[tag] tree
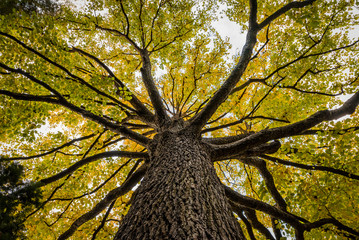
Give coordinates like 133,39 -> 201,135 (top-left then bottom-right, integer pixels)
0,161 -> 42,239
0,0 -> 358,239
0,0 -> 59,15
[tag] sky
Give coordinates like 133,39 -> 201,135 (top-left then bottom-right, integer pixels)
212,15 -> 247,55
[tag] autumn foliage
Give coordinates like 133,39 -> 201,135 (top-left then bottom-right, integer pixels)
1,0 -> 359,239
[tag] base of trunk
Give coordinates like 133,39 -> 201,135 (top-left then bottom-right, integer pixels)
115,131 -> 244,239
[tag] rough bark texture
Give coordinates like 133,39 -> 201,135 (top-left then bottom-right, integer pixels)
115,130 -> 244,239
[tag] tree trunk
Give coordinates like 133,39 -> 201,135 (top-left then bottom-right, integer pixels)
115,130 -> 245,239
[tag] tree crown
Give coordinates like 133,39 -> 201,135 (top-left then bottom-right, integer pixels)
1,0 -> 359,239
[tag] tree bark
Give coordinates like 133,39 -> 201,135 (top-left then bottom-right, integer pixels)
115,131 -> 244,239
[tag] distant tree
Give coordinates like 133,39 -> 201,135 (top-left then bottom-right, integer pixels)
0,161 -> 42,239
0,0 -> 359,239
0,0 -> 58,15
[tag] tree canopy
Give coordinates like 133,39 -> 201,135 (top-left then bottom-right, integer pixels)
0,0 -> 359,239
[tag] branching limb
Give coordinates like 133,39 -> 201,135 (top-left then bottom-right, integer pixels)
51,158 -> 134,201
230,78 -> 264,96
243,141 -> 282,156
211,91 -> 359,159
150,28 -> 193,53
95,25 -> 141,51
122,122 -> 151,130
212,141 -> 281,162
44,200 -> 74,227
82,129 -> 107,159
261,155 -> 359,180
0,89 -> 59,103
244,209 -> 276,240
202,116 -> 289,134
100,130 -> 154,150
277,126 -> 359,138
258,0 -> 316,30
202,133 -> 253,145
187,0 -> 259,134
55,98 -> 150,145
39,151 -> 147,185
237,157 -> 287,210
250,25 -> 270,61
91,200 -> 116,240
231,200 -> 278,240
0,31 -> 124,106
1,88 -> 149,145
0,62 -> 64,98
224,185 -> 304,228
271,217 -> 283,239
225,185 -> 359,238
257,67 -> 344,97
57,164 -> 148,240
230,202 -> 257,240
189,0 -> 318,133
245,77 -> 285,118
1,133 -> 97,161
146,0 -> 167,49
25,175 -> 72,221
97,25 -> 170,126
240,36 -> 358,98
303,218 -> 359,238
139,50 -> 170,126
119,0 -> 130,35
70,47 -> 155,123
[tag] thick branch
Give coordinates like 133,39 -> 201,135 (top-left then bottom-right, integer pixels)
212,141 -> 281,162
224,185 -> 303,228
226,184 -> 359,237
212,91 -> 359,159
243,141 -> 281,156
39,151 -> 148,185
140,50 -> 170,126
57,164 -> 148,240
189,0 -> 317,133
187,2 -> 259,133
